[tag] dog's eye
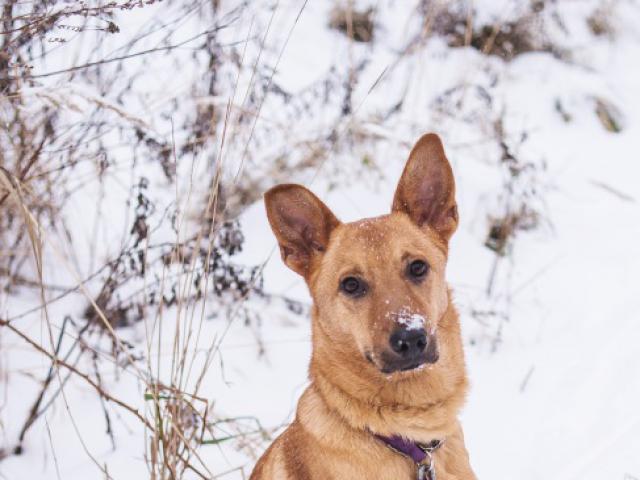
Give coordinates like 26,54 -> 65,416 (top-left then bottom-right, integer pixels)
407,260 -> 429,281
340,276 -> 367,297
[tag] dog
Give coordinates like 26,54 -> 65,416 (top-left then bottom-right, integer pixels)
250,133 -> 476,479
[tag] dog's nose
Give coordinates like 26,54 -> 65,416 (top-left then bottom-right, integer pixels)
389,328 -> 427,357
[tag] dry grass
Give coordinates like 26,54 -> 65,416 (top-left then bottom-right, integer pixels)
0,0 -> 332,475
0,1 -> 275,478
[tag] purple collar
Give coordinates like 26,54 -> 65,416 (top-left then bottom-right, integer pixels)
375,434 -> 444,464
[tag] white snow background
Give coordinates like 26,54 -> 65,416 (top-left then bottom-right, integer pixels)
1,1 -> 640,479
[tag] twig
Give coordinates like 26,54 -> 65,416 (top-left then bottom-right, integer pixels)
15,316 -> 74,452
590,179 -> 636,203
11,27 -> 241,80
0,317 -> 153,430
92,352 -> 116,451
519,366 -> 535,393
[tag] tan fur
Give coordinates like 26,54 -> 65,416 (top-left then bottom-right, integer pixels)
251,134 -> 477,479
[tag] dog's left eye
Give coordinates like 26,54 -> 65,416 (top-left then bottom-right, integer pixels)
407,260 -> 429,281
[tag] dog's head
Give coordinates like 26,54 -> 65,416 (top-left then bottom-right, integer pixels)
265,134 -> 458,375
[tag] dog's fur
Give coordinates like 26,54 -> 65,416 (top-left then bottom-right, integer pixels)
250,134 -> 476,479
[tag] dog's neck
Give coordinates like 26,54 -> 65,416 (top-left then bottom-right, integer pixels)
307,300 -> 468,443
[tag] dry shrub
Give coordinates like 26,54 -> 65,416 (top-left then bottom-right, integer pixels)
0,1 -> 275,477
329,5 -> 375,43
485,206 -> 539,256
0,163 -> 61,291
0,1 -> 165,292
145,383 -> 269,478
485,117 -> 547,259
83,220 -> 263,330
145,385 -> 209,479
554,98 -> 573,123
587,4 -> 617,38
428,0 -> 559,61
594,96 -> 624,133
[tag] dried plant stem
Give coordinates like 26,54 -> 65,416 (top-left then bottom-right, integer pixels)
0,318 -> 153,430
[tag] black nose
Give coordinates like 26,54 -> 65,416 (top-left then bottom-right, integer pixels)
389,328 -> 427,357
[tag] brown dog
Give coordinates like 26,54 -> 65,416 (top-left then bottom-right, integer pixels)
251,134 -> 476,479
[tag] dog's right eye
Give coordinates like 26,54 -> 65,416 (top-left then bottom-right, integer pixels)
340,276 -> 367,297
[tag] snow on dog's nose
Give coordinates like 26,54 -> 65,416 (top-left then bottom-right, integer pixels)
393,307 -> 427,331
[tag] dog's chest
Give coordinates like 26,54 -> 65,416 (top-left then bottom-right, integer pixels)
312,443 -> 429,479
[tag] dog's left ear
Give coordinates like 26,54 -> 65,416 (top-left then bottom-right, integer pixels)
392,133 -> 458,242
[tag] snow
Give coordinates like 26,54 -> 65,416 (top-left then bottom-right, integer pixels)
2,1 -> 640,479
390,307 -> 427,331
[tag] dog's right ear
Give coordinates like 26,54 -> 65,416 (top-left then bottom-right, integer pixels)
264,184 -> 340,277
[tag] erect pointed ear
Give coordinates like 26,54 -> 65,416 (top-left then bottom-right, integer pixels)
264,184 -> 340,277
392,133 -> 458,242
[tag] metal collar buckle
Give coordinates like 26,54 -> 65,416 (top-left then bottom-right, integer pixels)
416,462 -> 435,480
416,440 -> 443,480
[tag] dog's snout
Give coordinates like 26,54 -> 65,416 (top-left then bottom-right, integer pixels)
389,328 -> 427,357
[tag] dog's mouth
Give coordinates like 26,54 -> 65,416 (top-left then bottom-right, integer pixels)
379,353 -> 428,374
366,344 -> 439,375
384,360 -> 426,374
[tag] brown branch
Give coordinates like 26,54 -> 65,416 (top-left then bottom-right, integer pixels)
0,317 -> 153,430
4,26 -> 240,81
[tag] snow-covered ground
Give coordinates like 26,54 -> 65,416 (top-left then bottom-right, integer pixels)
2,1 -> 640,479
